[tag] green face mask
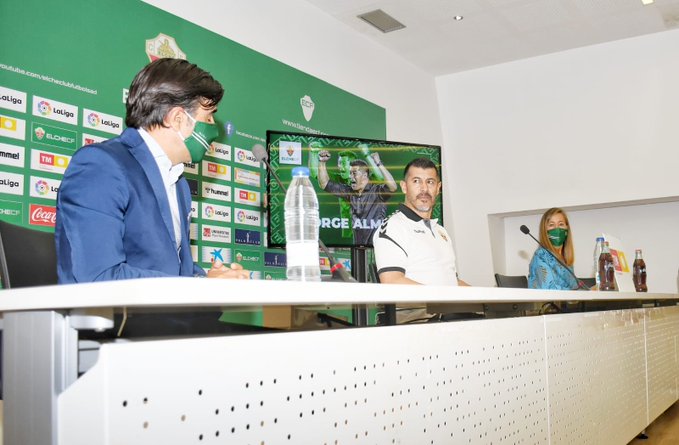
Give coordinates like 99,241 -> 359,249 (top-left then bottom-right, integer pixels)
180,111 -> 219,163
547,228 -> 568,248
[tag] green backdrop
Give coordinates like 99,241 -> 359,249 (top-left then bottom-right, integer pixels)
0,0 -> 386,287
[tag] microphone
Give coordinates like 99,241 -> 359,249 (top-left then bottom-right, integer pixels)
252,144 -> 356,283
519,225 -> 589,290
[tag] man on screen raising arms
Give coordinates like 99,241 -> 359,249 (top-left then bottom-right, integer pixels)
373,157 -> 468,286
317,149 -> 398,245
309,147 -> 356,241
56,58 -> 249,283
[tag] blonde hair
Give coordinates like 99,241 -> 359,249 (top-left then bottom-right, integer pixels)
538,207 -> 574,266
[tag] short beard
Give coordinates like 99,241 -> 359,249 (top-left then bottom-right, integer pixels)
414,193 -> 432,213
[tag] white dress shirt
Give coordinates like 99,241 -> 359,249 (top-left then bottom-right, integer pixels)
138,128 -> 185,252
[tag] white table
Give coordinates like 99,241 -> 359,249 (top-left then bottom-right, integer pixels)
1,278 -> 677,445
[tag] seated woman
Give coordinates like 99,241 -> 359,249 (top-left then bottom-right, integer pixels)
528,207 -> 579,290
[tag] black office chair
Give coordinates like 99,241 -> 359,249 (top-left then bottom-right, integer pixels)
369,264 -> 399,326
494,273 -> 528,288
0,220 -> 58,288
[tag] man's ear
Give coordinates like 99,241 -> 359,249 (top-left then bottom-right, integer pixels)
164,106 -> 184,130
400,180 -> 407,194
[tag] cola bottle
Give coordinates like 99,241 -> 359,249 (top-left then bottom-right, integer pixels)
632,249 -> 647,292
598,241 -> 616,291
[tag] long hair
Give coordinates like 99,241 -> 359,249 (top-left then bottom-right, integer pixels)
538,207 -> 574,266
125,58 -> 224,129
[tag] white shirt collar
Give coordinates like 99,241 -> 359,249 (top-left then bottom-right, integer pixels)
137,128 -> 184,186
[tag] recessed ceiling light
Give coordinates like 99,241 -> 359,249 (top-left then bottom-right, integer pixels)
453,15 -> 464,21
641,0 -> 654,5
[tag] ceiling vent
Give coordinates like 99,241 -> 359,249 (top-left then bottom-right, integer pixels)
357,9 -> 406,33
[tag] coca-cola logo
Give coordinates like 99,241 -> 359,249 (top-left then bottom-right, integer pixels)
29,204 -> 57,227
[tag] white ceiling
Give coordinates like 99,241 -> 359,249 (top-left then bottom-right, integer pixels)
303,0 -> 679,76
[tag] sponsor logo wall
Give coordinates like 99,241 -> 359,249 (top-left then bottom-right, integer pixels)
1,0 -> 385,280
0,73 -> 279,273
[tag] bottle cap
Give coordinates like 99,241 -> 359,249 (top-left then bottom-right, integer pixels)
596,237 -> 604,241
291,166 -> 310,177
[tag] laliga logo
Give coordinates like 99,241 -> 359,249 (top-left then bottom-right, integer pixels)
237,151 -> 245,162
204,205 -> 215,218
37,100 -> 52,116
300,95 -> 315,122
146,33 -> 186,62
236,252 -> 243,262
237,210 -> 246,222
35,180 -> 49,195
34,127 -> 45,140
87,113 -> 100,127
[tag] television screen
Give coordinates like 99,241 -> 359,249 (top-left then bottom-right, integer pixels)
266,130 -> 443,248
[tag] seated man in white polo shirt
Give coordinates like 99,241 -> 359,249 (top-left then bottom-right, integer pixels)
373,157 -> 468,286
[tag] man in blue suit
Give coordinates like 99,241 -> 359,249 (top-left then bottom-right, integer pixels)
56,58 -> 249,283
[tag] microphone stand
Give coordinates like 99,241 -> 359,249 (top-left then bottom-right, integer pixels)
253,145 -> 356,283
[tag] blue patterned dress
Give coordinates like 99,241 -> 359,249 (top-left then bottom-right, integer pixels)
528,247 -> 578,290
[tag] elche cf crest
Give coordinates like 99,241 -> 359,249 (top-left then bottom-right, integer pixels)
300,95 -> 315,122
146,33 -> 187,62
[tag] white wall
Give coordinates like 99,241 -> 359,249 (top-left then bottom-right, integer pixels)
141,0 -> 443,146
437,29 -> 679,289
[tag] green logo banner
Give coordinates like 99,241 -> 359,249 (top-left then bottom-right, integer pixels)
31,122 -> 78,151
0,0 -> 385,282
0,199 -> 23,225
234,249 -> 262,270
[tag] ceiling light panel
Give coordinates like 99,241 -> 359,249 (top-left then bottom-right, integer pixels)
358,9 -> 406,33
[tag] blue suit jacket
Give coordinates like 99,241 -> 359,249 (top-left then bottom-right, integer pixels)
56,128 -> 204,283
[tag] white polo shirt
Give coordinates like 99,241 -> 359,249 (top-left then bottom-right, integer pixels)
373,204 -> 458,286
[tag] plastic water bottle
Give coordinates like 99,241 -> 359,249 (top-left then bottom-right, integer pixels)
285,166 -> 321,281
593,237 -> 604,289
